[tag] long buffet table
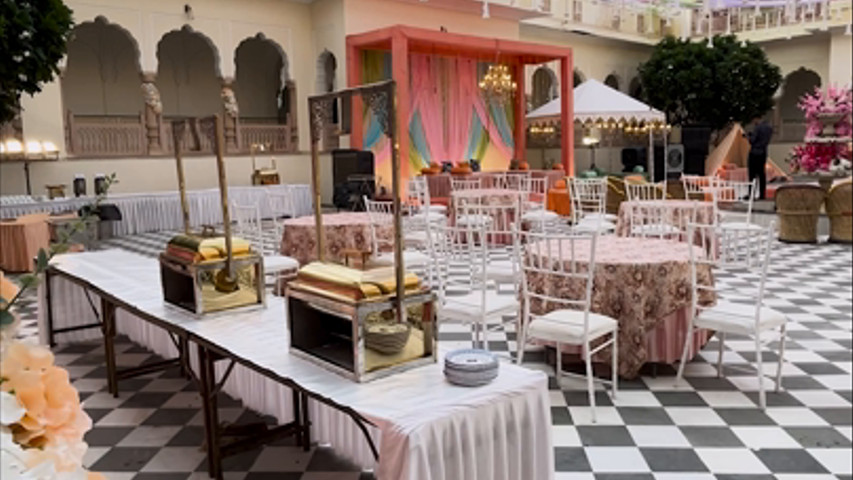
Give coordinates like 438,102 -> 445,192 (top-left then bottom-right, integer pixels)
39,250 -> 554,480
1,184 -> 313,237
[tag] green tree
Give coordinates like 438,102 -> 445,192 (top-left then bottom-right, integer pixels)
0,0 -> 73,123
638,35 -> 782,131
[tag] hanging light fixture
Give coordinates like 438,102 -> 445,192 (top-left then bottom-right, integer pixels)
479,63 -> 517,105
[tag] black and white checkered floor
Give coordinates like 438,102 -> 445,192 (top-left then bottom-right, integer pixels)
10,225 -> 853,480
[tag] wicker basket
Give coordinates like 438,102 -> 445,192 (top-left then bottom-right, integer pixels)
826,178 -> 853,244
775,184 -> 826,243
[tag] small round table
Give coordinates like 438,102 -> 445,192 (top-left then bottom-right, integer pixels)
525,236 -> 716,378
280,212 -> 391,266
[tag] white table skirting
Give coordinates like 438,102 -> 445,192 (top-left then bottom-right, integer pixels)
38,250 -> 553,480
2,184 -> 312,237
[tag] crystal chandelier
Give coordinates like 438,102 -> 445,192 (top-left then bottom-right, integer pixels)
479,64 -> 517,104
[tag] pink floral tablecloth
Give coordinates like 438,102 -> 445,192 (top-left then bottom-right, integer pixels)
280,213 -> 392,265
616,200 -> 715,237
525,236 -> 715,378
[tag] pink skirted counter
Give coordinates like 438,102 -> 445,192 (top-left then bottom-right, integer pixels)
525,236 -> 716,378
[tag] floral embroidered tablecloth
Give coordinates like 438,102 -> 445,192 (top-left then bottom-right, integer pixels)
616,200 -> 716,237
525,236 -> 715,378
280,212 -> 392,266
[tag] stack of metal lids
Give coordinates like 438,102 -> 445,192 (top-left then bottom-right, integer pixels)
444,349 -> 499,387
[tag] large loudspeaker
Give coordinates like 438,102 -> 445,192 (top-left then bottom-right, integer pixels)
666,144 -> 685,176
332,149 -> 375,211
681,126 -> 712,175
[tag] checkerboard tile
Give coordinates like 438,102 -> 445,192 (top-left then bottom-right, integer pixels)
7,225 -> 851,479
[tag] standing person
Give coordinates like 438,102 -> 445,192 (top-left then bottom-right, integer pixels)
745,116 -> 773,199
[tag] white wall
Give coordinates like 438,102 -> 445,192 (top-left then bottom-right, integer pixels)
829,30 -> 853,87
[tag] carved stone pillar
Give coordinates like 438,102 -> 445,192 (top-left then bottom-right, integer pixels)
140,73 -> 163,155
221,78 -> 239,152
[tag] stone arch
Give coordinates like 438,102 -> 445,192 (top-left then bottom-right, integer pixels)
778,67 -> 822,121
604,73 -> 621,91
628,76 -> 643,100
573,69 -> 586,87
531,66 -> 559,109
316,49 -> 337,94
234,34 -> 290,120
62,16 -> 143,115
156,25 -> 222,117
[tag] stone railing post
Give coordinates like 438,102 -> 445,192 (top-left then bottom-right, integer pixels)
221,78 -> 240,153
140,72 -> 163,155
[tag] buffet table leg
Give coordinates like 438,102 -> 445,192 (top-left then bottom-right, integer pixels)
101,299 -> 118,398
198,344 -> 223,480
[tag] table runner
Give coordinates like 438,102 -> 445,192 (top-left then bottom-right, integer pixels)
39,250 -> 553,480
1,184 -> 312,237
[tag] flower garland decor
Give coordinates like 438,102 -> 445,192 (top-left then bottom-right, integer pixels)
1,174 -> 117,479
789,85 -> 853,174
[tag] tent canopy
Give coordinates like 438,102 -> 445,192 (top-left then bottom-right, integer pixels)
527,79 -> 665,125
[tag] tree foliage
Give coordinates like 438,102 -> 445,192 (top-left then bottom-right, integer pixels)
638,35 -> 782,131
0,0 -> 73,123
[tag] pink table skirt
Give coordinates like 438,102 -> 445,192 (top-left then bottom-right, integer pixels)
544,306 -> 712,372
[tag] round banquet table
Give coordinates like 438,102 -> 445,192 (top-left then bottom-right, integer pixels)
616,200 -> 715,237
525,236 -> 716,378
280,212 -> 391,265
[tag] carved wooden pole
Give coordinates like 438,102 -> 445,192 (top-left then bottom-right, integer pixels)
221,78 -> 239,153
141,73 -> 163,155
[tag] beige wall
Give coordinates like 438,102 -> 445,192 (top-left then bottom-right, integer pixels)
829,30 -> 853,86
762,34 -> 830,82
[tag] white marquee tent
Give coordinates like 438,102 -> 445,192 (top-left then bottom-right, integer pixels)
527,79 -> 668,177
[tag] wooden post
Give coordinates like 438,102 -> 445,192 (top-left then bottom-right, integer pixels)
391,30 -> 410,194
514,62 -> 527,163
308,98 -> 326,262
171,120 -> 191,235
560,54 -> 575,176
347,43 -> 364,149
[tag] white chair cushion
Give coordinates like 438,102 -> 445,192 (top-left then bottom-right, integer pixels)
455,214 -> 493,227
410,210 -> 447,224
573,220 -> 616,233
522,210 -> 559,222
630,224 -> 682,236
372,249 -> 430,267
582,212 -> 619,223
428,205 -> 447,213
263,255 -> 300,274
440,290 -> 519,322
527,309 -> 618,344
694,301 -> 787,334
485,259 -> 518,282
404,230 -> 430,247
719,221 -> 764,231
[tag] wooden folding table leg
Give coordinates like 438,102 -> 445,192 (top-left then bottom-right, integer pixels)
100,299 -> 118,397
198,345 -> 223,480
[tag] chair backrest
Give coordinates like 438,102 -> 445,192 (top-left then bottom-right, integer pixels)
686,219 -> 776,329
407,176 -> 432,212
710,178 -> 756,223
681,175 -> 718,199
231,201 -> 267,255
517,225 -> 599,338
626,200 -> 694,240
569,177 -> 608,221
626,181 -> 666,201
521,176 -> 548,210
496,171 -> 530,190
363,196 -> 395,253
451,177 -> 482,191
432,217 -> 490,303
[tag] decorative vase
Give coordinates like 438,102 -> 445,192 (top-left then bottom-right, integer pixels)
817,113 -> 845,137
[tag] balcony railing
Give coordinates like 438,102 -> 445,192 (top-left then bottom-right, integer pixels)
64,112 -> 297,157
690,0 -> 851,37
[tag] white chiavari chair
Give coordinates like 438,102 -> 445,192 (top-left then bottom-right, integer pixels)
477,198 -> 524,293
681,174 -> 718,200
520,176 -> 560,231
626,201 -> 694,240
433,218 -> 519,350
496,171 -> 530,191
231,201 -> 299,280
709,179 -> 763,265
408,176 -> 447,217
363,197 -> 433,284
266,189 -> 294,243
515,221 -> 618,423
676,220 -> 785,409
450,177 -> 482,191
569,177 -> 618,233
625,181 -> 667,201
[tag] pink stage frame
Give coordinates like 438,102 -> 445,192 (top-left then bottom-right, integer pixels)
346,25 -> 575,175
